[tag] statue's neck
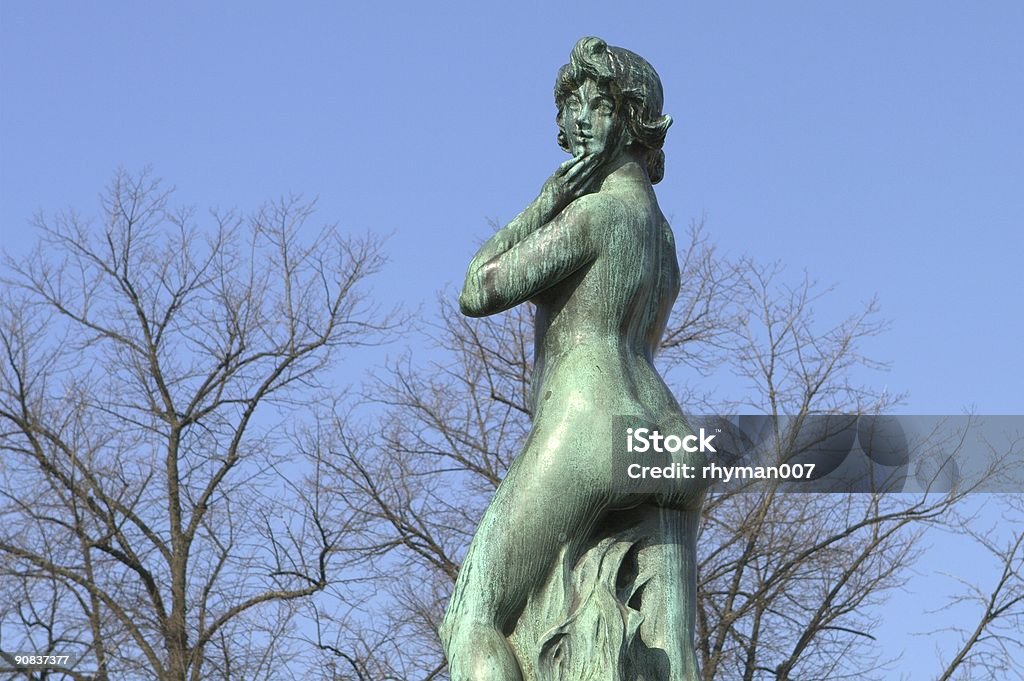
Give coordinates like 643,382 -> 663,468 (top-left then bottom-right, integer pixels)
595,153 -> 650,192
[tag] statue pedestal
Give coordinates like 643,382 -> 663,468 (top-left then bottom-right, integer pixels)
508,505 -> 702,681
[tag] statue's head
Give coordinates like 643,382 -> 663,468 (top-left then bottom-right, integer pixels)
555,36 -> 673,184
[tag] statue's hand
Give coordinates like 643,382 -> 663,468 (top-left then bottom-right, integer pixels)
475,153 -> 602,258
539,153 -> 602,216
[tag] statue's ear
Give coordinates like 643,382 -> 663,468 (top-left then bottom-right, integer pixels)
619,124 -> 635,149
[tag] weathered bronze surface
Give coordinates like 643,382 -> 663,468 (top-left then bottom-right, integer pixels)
442,37 -> 705,681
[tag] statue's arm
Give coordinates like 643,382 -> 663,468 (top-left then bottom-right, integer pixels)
459,197 -> 598,317
467,197 -> 556,271
466,154 -> 601,271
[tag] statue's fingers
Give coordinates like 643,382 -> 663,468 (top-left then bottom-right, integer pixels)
582,153 -> 602,174
569,155 -> 602,188
566,174 -> 593,196
556,157 -> 578,176
563,155 -> 591,183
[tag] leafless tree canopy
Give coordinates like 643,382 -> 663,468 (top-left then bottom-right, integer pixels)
0,170 -> 393,681
1,176 -> 1020,681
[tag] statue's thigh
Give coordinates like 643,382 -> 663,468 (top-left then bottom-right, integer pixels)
462,422 -> 612,611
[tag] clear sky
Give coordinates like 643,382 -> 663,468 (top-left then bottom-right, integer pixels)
2,2 -> 1022,678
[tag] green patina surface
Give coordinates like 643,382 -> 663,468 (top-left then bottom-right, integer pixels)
442,37 -> 706,681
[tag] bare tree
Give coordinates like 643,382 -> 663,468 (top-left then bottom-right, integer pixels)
932,494 -> 1024,681
0,169 -> 393,681
307,300 -> 534,680
317,221 -> 1020,680
678,257 -> 1017,680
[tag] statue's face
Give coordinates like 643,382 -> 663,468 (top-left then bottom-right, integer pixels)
560,79 -> 621,159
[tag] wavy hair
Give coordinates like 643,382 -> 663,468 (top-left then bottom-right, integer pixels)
554,36 -> 673,184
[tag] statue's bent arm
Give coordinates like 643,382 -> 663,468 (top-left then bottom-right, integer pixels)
459,198 -> 597,317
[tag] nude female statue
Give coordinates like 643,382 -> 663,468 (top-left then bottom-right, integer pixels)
441,37 -> 706,680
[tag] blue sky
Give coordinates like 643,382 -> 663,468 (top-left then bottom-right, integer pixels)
2,2 -> 1021,413
2,2 -> 1022,677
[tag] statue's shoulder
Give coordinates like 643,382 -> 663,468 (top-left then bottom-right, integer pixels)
562,191 -> 628,230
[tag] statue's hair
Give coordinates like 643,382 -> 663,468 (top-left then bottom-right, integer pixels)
554,36 -> 673,184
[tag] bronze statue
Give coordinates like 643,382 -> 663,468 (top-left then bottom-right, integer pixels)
443,37 -> 706,681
